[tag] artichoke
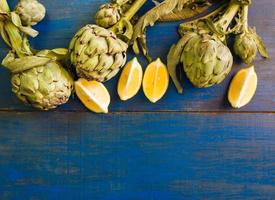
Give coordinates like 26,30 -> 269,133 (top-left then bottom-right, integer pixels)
168,0 -> 242,93
95,3 -> 121,29
69,25 -> 128,82
15,0 -> 46,26
182,33 -> 233,88
233,5 -> 269,64
234,30 -> 257,64
1,0 -> 73,110
69,0 -> 146,82
2,50 -> 74,110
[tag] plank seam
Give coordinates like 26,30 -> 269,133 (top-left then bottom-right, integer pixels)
0,110 -> 275,114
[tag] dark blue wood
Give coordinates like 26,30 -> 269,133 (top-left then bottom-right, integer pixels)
0,0 -> 275,199
0,112 -> 275,199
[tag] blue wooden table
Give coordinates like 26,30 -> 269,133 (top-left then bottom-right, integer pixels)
0,0 -> 275,199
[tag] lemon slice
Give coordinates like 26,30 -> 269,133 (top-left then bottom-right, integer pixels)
117,57 -> 143,101
143,58 -> 169,103
228,66 -> 258,108
75,78 -> 110,113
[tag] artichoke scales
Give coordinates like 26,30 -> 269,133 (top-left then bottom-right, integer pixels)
1,0 -> 74,110
2,51 -> 74,110
233,5 -> 269,64
96,3 -> 121,29
182,34 -> 233,88
168,0 -> 242,93
15,0 -> 46,26
69,0 -> 147,82
234,30 -> 257,64
69,25 -> 128,82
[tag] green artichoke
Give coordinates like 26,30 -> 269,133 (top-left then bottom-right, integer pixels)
233,5 -> 269,64
69,0 -> 146,82
182,33 -> 233,88
168,0 -> 241,93
15,0 -> 46,26
234,30 -> 257,64
69,25 -> 128,82
96,3 -> 121,29
2,50 -> 74,110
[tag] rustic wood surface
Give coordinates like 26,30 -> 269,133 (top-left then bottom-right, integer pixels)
0,0 -> 274,199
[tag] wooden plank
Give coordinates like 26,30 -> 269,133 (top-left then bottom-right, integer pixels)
0,112 -> 275,199
0,0 -> 274,112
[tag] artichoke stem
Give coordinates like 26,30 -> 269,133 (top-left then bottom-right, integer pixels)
123,0 -> 146,21
109,0 -> 146,32
214,2 -> 240,32
242,5 -> 249,32
0,0 -> 10,12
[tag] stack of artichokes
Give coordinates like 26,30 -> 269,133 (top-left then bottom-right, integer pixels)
69,0 -> 147,82
0,0 -> 74,110
0,0 -> 269,111
69,0 -> 212,82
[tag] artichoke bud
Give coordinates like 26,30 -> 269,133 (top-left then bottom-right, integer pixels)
182,33 -> 233,88
234,30 -> 257,64
95,3 -> 121,29
15,0 -> 46,26
2,51 -> 74,110
233,3 -> 269,64
69,25 -> 127,82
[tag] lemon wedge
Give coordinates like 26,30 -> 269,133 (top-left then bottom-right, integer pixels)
75,78 -> 110,113
117,57 -> 143,101
228,66 -> 258,109
142,58 -> 169,103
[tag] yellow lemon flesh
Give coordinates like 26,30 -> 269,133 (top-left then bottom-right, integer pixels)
143,58 -> 169,103
228,66 -> 258,109
75,79 -> 110,113
117,57 -> 143,101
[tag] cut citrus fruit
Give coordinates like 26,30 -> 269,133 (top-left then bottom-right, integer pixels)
228,66 -> 258,109
117,57 -> 143,101
75,78 -> 110,113
143,58 -> 169,103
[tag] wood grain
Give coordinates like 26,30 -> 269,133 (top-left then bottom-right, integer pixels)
0,1 -> 274,199
0,0 -> 274,112
0,112 -> 275,199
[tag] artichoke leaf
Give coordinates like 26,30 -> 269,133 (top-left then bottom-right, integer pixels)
159,2 -> 211,22
10,12 -> 22,27
131,0 -> 179,48
132,40 -> 140,55
4,21 -> 25,57
167,32 -> 196,93
36,48 -> 69,63
51,48 -> 68,56
250,28 -> 269,58
132,0 -> 214,60
18,26 -> 38,38
2,52 -> 51,74
0,0 -> 10,12
10,11 -> 38,37
0,21 -> 11,46
113,18 -> 134,43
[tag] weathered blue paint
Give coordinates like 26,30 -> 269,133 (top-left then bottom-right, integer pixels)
0,113 -> 275,199
0,0 -> 275,199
